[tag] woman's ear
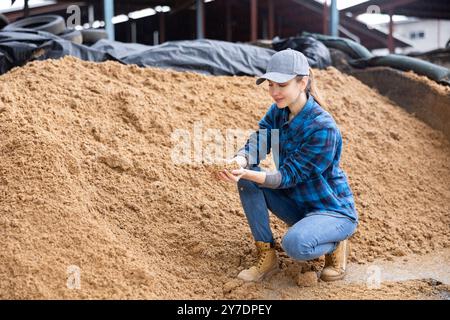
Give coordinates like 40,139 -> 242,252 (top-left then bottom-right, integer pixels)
298,76 -> 308,91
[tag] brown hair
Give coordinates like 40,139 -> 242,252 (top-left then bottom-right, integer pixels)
296,68 -> 326,108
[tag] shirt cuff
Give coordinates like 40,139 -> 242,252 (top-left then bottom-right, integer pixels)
235,148 -> 250,169
259,171 -> 282,189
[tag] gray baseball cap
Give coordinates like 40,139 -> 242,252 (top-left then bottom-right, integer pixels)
256,48 -> 310,85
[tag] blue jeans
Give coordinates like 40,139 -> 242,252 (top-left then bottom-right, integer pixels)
237,170 -> 358,261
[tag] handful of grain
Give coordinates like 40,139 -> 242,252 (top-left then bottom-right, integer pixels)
202,159 -> 242,176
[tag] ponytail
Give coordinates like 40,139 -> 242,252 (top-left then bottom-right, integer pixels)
307,68 -> 327,108
297,68 -> 327,108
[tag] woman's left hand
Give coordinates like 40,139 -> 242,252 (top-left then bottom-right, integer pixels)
218,168 -> 246,183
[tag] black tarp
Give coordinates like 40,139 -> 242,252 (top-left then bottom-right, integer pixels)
0,29 -> 335,77
10,28 -> 446,86
0,29 -> 277,76
107,39 -> 276,76
272,36 -> 331,69
0,29 -> 108,74
90,39 -> 149,59
350,54 -> 450,85
303,32 -> 374,60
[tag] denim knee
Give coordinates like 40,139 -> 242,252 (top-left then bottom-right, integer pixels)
281,231 -> 317,261
237,178 -> 258,191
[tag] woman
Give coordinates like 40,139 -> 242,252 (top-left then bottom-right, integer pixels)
218,49 -> 358,282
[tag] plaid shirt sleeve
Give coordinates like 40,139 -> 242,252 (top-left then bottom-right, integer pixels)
276,127 -> 338,189
236,106 -> 275,167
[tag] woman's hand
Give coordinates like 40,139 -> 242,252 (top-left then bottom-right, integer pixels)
216,160 -> 267,185
218,167 -> 246,183
216,157 -> 247,183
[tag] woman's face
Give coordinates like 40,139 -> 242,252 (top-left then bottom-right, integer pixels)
268,77 -> 307,108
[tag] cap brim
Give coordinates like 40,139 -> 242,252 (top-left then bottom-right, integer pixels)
256,72 -> 297,85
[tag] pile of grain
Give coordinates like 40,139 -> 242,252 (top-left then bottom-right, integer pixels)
0,57 -> 448,299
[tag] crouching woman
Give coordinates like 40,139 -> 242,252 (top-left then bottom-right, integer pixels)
218,49 -> 358,282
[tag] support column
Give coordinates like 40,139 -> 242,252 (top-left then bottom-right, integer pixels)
131,21 -> 137,43
262,18 -> 267,39
388,10 -> 394,53
88,4 -> 95,27
159,12 -> 166,43
226,0 -> 232,41
329,0 -> 338,37
277,16 -> 281,37
24,0 -> 30,17
437,19 -> 440,48
104,0 -> 115,41
196,0 -> 205,39
268,0 -> 274,39
322,0 -> 328,35
251,0 -> 258,41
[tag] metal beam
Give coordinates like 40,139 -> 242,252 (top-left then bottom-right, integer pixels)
392,8 -> 450,20
88,4 -> 94,26
339,17 -> 408,48
268,0 -> 274,39
388,10 -> 394,53
226,0 -> 232,41
104,0 -> 115,41
379,0 -> 419,12
329,0 -> 338,36
159,12 -> 166,43
322,0 -> 328,35
250,0 -> 257,41
338,25 -> 360,43
24,0 -> 30,17
290,0 -> 321,14
153,31 -> 159,45
171,0 -> 195,15
196,0 -> 204,39
288,0 -> 409,48
131,21 -> 137,43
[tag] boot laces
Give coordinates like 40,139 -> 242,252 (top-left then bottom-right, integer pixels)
331,253 -> 339,266
256,249 -> 269,269
324,249 -> 339,268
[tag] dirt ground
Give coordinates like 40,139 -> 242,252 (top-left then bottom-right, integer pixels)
0,57 -> 449,299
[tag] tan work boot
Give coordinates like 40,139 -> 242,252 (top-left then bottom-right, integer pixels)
320,240 -> 349,282
237,241 -> 279,282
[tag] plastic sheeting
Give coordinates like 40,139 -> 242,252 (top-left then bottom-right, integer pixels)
0,29 -> 336,77
91,39 -> 149,59
351,54 -> 450,86
0,29 -> 108,74
0,30 -> 277,76
92,38 -> 276,76
272,36 -> 331,69
304,32 -> 373,60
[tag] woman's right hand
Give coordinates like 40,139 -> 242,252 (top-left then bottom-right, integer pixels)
216,156 -> 247,183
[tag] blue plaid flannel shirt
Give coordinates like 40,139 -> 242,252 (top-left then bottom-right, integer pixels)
237,94 -> 358,221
